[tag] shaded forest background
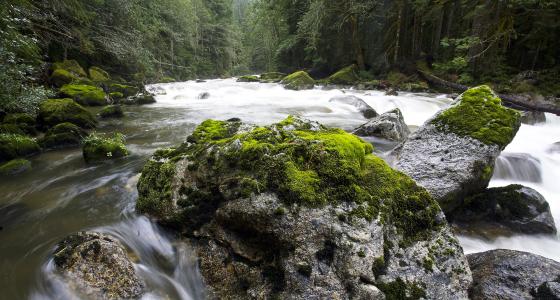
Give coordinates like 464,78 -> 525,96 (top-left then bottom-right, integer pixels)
1,0 -> 559,112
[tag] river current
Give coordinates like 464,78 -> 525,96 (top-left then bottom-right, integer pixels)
0,79 -> 558,299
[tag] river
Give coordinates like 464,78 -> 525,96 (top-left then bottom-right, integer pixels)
0,79 -> 558,299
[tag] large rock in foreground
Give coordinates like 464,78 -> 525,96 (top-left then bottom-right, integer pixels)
353,108 -> 410,142
53,232 -> 144,299
468,249 -> 560,300
449,184 -> 556,237
137,116 -> 472,299
394,86 -> 521,212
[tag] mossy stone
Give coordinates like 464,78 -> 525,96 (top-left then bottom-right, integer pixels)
237,75 -> 260,83
60,84 -> 107,106
52,60 -> 87,77
260,72 -> 286,82
0,159 -> 32,175
431,85 -> 521,149
327,65 -> 360,85
0,134 -> 41,162
88,67 -> 110,82
281,71 -> 315,90
2,113 -> 37,135
50,69 -> 79,87
99,105 -> 124,119
110,92 -> 124,100
110,84 -> 139,97
39,122 -> 87,150
83,133 -> 128,163
0,124 -> 25,135
38,98 -> 96,129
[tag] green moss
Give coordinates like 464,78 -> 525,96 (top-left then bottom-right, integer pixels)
160,76 -> 176,83
99,105 -> 124,118
52,60 -> 87,77
110,84 -> 139,97
82,133 -> 128,163
260,72 -> 286,82
2,113 -> 37,135
326,65 -> 360,85
281,71 -> 315,90
0,124 -> 25,135
432,86 -> 521,149
110,92 -> 124,100
60,84 -> 107,106
137,159 -> 178,221
138,116 -> 443,243
386,71 -> 409,87
0,134 -> 41,162
0,159 -> 31,175
377,278 -> 427,300
88,66 -> 110,82
50,69 -> 79,87
422,256 -> 434,272
38,98 -> 96,129
237,75 -> 260,82
39,122 -> 87,150
372,256 -> 385,276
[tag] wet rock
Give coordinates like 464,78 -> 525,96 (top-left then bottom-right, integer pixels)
352,108 -> 410,142
0,134 -> 41,162
83,133 -> 128,163
449,184 -> 556,237
196,79 -> 206,83
260,72 -> 286,83
123,93 -> 156,105
198,92 -> 210,100
385,88 -> 398,96
548,142 -> 560,154
520,110 -> 546,125
137,117 -> 472,299
60,84 -> 107,106
110,84 -> 139,98
281,71 -> 315,90
394,86 -> 521,212
37,98 -> 96,129
39,122 -> 88,150
535,281 -> 560,299
53,232 -> 144,299
493,153 -> 542,183
0,159 -> 31,175
468,249 -> 560,300
328,95 -> 378,119
237,75 -> 260,83
99,105 -> 124,119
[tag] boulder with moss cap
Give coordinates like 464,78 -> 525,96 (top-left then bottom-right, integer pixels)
281,71 -> 315,90
37,98 -> 96,129
0,134 -> 41,162
326,65 -> 361,86
136,116 -> 472,299
393,86 -> 521,212
99,105 -> 124,118
83,133 -> 128,163
260,72 -> 286,82
2,113 -> 38,135
50,60 -> 89,87
60,84 -> 107,106
39,122 -> 88,150
88,66 -> 110,82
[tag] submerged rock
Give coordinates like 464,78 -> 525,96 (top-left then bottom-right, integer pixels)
53,232 -> 144,299
449,184 -> 556,237
394,86 -> 521,212
328,95 -> 378,119
281,71 -> 315,90
60,84 -> 107,106
353,108 -> 410,142
83,133 -> 128,163
0,159 -> 31,175
137,116 -> 472,299
520,110 -> 546,125
197,92 -> 210,100
38,99 -> 96,129
468,249 -> 560,300
326,65 -> 360,86
99,105 -> 124,119
39,122 -> 88,150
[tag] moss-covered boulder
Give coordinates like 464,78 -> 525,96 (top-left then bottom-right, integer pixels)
281,71 -> 315,90
0,159 -> 31,175
2,113 -> 37,135
39,122 -> 88,150
110,84 -> 139,97
394,86 -> 521,212
109,92 -> 124,100
88,66 -> 110,82
83,133 -> 128,163
60,84 -> 107,106
326,65 -> 361,85
38,99 -> 96,129
99,105 -> 124,118
122,93 -> 156,105
136,116 -> 472,299
237,75 -> 260,82
0,134 -> 41,162
50,60 -> 88,87
0,124 -> 25,135
259,72 -> 286,82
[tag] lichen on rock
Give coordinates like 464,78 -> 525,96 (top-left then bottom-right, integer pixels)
136,116 -> 472,299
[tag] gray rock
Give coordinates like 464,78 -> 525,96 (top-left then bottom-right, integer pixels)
328,95 -> 378,119
535,281 -> 560,299
352,108 -> 410,142
449,184 -> 556,237
468,249 -> 560,300
53,232 -> 144,299
198,92 -> 210,100
393,86 -> 520,212
493,153 -> 542,183
520,110 -> 546,125
385,88 -> 398,96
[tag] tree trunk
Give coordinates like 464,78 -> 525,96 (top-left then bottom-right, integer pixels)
350,14 -> 366,70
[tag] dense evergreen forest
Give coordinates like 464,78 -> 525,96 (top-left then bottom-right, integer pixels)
1,0 -> 559,112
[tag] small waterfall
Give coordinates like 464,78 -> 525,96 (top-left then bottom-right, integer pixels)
493,153 -> 542,183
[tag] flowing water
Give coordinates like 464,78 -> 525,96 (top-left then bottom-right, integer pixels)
0,78 -> 558,299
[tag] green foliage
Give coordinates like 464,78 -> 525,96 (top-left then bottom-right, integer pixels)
432,86 -> 521,149
37,98 -> 96,129
82,132 -> 128,163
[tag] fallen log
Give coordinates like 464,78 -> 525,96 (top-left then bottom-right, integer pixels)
418,70 -> 560,115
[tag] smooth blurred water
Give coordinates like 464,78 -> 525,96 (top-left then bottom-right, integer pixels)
1,78 -> 557,299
